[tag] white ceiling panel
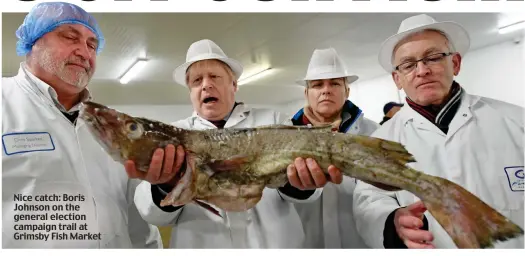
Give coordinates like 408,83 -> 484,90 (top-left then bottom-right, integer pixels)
2,12 -> 523,106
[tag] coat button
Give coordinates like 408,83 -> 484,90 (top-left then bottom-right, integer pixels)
463,113 -> 467,117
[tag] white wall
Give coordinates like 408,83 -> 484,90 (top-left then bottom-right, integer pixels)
455,39 -> 524,108
348,75 -> 400,123
342,36 -> 525,123
108,105 -> 195,124
277,99 -> 307,117
111,37 -> 524,125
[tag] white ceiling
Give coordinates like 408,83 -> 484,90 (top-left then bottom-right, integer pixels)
2,12 -> 523,106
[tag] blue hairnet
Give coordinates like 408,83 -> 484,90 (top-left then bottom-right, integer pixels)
15,2 -> 105,56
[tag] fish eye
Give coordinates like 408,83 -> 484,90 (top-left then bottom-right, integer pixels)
128,123 -> 137,131
125,122 -> 143,140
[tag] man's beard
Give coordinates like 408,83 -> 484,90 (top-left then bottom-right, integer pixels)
38,49 -> 91,88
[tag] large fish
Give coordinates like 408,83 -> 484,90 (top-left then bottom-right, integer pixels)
79,101 -> 523,249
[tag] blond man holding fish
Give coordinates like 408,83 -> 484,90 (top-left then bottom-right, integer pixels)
125,39 -> 344,248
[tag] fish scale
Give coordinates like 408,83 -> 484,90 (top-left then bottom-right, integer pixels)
79,101 -> 524,249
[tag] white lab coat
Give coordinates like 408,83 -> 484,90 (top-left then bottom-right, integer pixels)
284,112 -> 379,248
2,65 -> 163,249
134,103 -> 322,248
353,92 -> 524,249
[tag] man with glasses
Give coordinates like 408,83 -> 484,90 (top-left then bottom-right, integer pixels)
352,14 -> 524,249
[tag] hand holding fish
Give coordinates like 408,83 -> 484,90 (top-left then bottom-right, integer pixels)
124,144 -> 186,186
287,157 -> 343,190
80,101 -> 525,249
394,201 -> 435,249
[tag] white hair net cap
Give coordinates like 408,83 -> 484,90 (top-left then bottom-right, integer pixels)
15,2 -> 105,56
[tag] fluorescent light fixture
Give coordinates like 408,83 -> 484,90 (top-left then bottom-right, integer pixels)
498,20 -> 525,34
119,58 -> 148,84
238,67 -> 273,86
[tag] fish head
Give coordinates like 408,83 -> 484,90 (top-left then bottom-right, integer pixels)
79,101 -> 184,172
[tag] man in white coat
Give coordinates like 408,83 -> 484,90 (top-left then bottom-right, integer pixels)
125,39 -> 344,248
284,47 -> 379,248
353,14 -> 524,249
2,2 -> 162,249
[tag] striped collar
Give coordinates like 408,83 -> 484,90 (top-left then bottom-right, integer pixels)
405,81 -> 463,134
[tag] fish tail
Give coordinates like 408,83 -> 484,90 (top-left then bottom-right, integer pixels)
422,177 -> 524,248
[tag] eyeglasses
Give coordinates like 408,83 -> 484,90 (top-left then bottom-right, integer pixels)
394,52 -> 454,74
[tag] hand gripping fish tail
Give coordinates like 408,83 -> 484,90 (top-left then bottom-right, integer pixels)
422,177 -> 524,249
79,101 -> 524,249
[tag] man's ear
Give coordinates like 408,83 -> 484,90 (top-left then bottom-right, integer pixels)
25,38 -> 44,67
452,53 -> 462,76
392,72 -> 403,90
233,80 -> 238,92
345,85 -> 350,98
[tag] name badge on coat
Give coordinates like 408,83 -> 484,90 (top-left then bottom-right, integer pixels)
504,166 -> 524,192
2,132 -> 55,155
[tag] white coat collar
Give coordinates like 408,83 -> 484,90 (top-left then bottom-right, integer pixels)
401,92 -> 481,124
399,91 -> 481,137
17,63 -> 92,114
190,102 -> 252,128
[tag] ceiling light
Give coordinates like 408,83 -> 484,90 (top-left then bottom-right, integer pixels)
238,67 -> 274,86
119,58 -> 148,84
498,20 -> 525,34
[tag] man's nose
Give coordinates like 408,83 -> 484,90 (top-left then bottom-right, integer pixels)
415,61 -> 431,77
321,83 -> 332,95
201,77 -> 215,90
74,43 -> 92,61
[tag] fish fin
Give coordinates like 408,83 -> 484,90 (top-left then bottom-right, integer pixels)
255,124 -> 333,132
208,155 -> 250,172
255,124 -> 297,129
193,200 -> 223,218
380,140 -> 416,165
303,124 -> 333,133
423,177 -> 524,248
354,136 -> 415,165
